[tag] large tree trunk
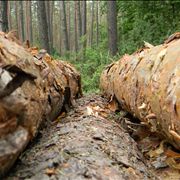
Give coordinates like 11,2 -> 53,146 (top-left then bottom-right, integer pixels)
0,32 -> 81,176
1,1 -> 9,32
100,35 -> 180,149
37,1 -> 50,53
107,0 -> 118,56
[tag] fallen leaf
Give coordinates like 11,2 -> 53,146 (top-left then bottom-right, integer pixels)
147,140 -> 165,158
45,168 -> 56,176
166,157 -> 180,170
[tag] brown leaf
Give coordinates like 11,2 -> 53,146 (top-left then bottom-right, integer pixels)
108,99 -> 119,112
45,168 -> 56,176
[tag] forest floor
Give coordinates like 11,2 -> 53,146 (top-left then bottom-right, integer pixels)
5,94 -> 179,180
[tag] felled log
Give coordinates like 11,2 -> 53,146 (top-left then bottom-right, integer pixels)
100,34 -> 180,150
0,32 -> 82,176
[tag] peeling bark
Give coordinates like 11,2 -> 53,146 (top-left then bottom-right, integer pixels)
0,32 -> 81,176
100,36 -> 180,149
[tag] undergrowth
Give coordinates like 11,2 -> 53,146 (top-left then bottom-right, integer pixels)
53,47 -> 120,94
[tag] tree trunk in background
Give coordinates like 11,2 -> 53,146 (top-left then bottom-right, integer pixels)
2,1 -> 9,32
82,0 -> 87,57
67,1 -> 71,51
45,1 -> 53,53
15,1 -> 18,36
0,1 -> 2,31
7,1 -> 12,30
29,1 -> 33,44
107,0 -> 117,56
37,1 -> 50,53
25,1 -> 30,42
74,1 -> 78,53
50,1 -> 54,52
90,1 -> 95,47
17,1 -> 25,42
77,1 -> 82,46
61,1 -> 70,52
96,1 -> 99,46
59,1 -> 62,55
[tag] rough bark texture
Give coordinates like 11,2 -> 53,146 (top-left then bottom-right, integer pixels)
0,32 -> 82,176
107,1 -> 118,56
6,95 -> 156,180
100,36 -> 180,150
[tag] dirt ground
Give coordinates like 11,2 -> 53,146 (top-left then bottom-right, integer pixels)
4,94 -> 179,180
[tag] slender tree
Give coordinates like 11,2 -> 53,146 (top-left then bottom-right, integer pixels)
29,1 -> 33,44
15,1 -> 18,34
107,0 -> 118,56
37,1 -> 50,52
96,1 -> 99,46
77,1 -> 82,39
74,1 -> 78,53
50,1 -> 54,47
0,1 -> 2,31
82,0 -> 87,56
58,1 -> 62,55
61,1 -> 70,52
17,1 -> 25,41
25,1 -> 32,43
67,1 -> 71,51
45,1 -> 53,53
8,1 -> 12,30
2,1 -> 9,32
90,1 -> 95,47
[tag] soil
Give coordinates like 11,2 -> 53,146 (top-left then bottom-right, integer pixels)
4,94 -> 178,180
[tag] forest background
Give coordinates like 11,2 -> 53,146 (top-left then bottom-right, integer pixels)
1,1 -> 180,93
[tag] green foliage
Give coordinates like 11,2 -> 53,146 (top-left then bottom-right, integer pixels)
54,1 -> 180,94
54,45 -> 119,94
117,1 -> 180,54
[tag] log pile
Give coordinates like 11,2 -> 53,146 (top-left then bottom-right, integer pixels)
100,34 -> 180,150
0,31 -> 82,176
